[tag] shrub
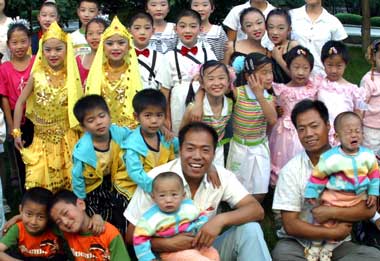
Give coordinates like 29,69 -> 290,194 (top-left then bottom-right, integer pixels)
335,13 -> 362,25
370,17 -> 380,27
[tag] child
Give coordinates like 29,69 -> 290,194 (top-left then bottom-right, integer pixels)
0,187 -> 67,260
223,0 -> 274,42
71,0 -> 99,56
12,21 -> 83,193
318,41 -> 364,146
0,0 -> 13,62
133,171 -> 220,261
125,89 -> 178,193
304,112 -> 379,261
31,0 -> 59,55
146,0 -> 177,53
72,94 -> 135,235
181,60 -> 233,167
129,12 -> 163,90
225,7 -> 268,87
360,39 -> 380,153
76,17 -> 109,86
0,21 -> 35,190
157,9 -> 216,134
190,0 -> 228,61
50,189 -> 131,261
226,53 -> 277,202
266,8 -> 298,84
86,16 -> 142,129
269,46 -> 318,186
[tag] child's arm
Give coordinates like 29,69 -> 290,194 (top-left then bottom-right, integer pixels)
13,77 -> 34,150
0,108 -> 5,143
247,74 -> 277,126
366,158 -> 380,207
160,87 -> 172,131
189,87 -> 205,122
71,157 -> 86,200
124,149 -> 153,193
304,157 -> 330,200
222,41 -> 234,65
1,97 -> 12,138
0,224 -> 22,261
133,219 -> 156,261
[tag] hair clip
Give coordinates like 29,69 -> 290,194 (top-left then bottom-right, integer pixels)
244,57 -> 255,73
297,49 -> 306,56
328,47 -> 338,55
96,14 -> 110,24
8,18 -> 30,30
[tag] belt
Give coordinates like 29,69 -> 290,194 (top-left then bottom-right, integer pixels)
232,135 -> 266,146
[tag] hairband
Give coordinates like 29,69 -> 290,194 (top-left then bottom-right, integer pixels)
96,14 -> 110,24
328,47 -> 338,55
297,49 -> 306,56
8,18 -> 30,30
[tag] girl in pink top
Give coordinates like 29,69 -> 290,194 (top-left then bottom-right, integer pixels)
361,39 -> 380,153
269,46 -> 318,186
0,21 -> 35,189
76,17 -> 108,87
317,40 -> 364,146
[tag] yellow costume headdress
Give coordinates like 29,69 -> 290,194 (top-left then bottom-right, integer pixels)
85,16 -> 142,128
29,22 -> 83,128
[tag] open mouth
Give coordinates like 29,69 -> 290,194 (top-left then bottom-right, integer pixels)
189,163 -> 203,169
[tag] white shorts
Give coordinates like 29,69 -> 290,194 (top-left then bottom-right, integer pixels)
213,146 -> 224,167
226,139 -> 270,194
363,126 -> 380,152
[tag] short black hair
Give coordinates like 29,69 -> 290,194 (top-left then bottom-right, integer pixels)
200,60 -> 230,81
152,171 -> 184,191
21,187 -> 53,210
50,189 -> 78,211
321,40 -> 349,64
333,111 -> 362,132
128,12 -> 154,28
291,99 -> 329,128
266,8 -> 292,28
176,9 -> 201,25
286,45 -> 314,70
73,94 -> 110,124
132,89 -> 167,115
40,0 -> 58,11
85,17 -> 109,37
189,0 -> 215,9
244,52 -> 272,74
7,23 -> 31,43
78,0 -> 99,9
240,7 -> 265,27
178,122 -> 218,152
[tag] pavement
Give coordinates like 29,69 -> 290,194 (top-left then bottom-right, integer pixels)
344,25 -> 380,37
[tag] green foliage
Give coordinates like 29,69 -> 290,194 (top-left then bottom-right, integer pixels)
335,13 -> 362,25
370,17 -> 380,27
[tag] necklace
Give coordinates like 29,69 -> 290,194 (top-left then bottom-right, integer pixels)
44,65 -> 67,88
104,62 -> 128,82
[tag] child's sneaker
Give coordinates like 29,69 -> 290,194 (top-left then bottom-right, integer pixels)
319,247 -> 333,261
305,246 -> 320,261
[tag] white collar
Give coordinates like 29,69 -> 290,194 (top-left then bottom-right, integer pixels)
203,95 -> 229,116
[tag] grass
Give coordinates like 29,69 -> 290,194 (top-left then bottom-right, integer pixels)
344,46 -> 371,85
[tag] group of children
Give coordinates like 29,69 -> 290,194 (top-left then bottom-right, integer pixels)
0,0 -> 379,260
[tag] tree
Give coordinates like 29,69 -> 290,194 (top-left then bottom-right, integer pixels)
361,0 -> 371,53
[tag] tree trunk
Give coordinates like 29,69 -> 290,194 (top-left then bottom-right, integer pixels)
361,0 -> 371,53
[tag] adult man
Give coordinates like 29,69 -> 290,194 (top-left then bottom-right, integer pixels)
125,122 -> 271,260
272,99 -> 380,260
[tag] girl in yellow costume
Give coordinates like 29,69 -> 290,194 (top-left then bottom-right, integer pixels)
86,16 -> 142,128
12,22 -> 83,193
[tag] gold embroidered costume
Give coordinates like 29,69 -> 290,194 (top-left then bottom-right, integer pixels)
22,22 -> 83,192
86,16 -> 142,128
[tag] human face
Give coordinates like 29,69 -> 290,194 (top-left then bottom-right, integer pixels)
50,199 -> 87,233
77,1 -> 98,26
130,18 -> 154,50
20,201 -> 48,235
180,129 -> 215,183
242,11 -> 266,41
146,0 -> 169,22
266,14 -> 290,45
306,0 -> 322,7
295,109 -> 330,154
38,5 -> 58,32
175,16 -> 201,47
323,55 -> 346,82
135,105 -> 165,137
202,66 -> 229,98
335,116 -> 362,155
42,38 -> 66,71
104,34 -> 129,66
289,56 -> 312,86
191,0 -> 214,22
254,63 -> 273,89
152,178 -> 185,213
86,22 -> 105,51
8,30 -> 30,60
82,108 -> 111,138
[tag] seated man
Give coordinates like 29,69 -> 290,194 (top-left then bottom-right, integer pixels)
272,99 -> 380,260
125,122 -> 271,261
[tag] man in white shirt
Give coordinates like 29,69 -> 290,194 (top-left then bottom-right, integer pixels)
290,0 -> 347,76
272,99 -> 380,260
125,122 -> 271,261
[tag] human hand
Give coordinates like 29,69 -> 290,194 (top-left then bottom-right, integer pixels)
311,204 -> 332,224
192,216 -> 224,248
331,222 -> 352,241
367,196 -> 377,208
247,74 -> 264,98
88,214 -> 105,235
161,125 -> 175,142
306,198 -> 318,206
207,164 -> 221,189
166,233 -> 195,251
14,137 -> 24,150
3,214 -> 22,234
190,102 -> 203,122
271,46 -> 283,62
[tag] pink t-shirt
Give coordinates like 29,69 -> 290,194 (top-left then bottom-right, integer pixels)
0,56 -> 35,110
360,71 -> 380,129
76,55 -> 89,88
